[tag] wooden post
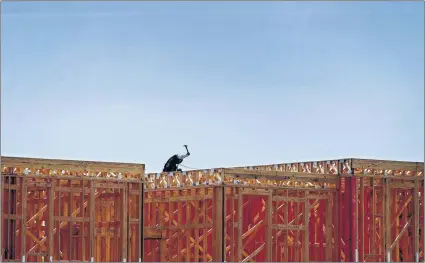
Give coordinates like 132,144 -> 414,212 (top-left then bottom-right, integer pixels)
384,178 -> 391,262
381,178 -> 385,261
21,176 -> 27,262
139,183 -> 144,262
48,179 -> 55,262
371,178 -> 376,259
265,190 -> 273,262
193,189 -> 199,262
5,174 -> 9,261
159,193 -> 166,262
335,177 -> 341,261
222,186 -> 226,263
0,169 -> 3,262
213,186 -> 224,262
325,196 -> 332,261
230,187 -> 236,262
57,182 -> 62,261
284,193 -> 289,262
294,195 -> 300,262
351,174 -> 359,262
81,179 -> 85,261
343,176 -> 354,262
177,193 -> 182,263
105,191 -> 111,262
303,191 -> 309,262
237,188 -> 243,262
89,181 -> 95,262
68,181 -> 72,260
413,178 -> 420,262
185,190 -> 191,262
203,189 -> 208,262
122,184 -> 128,261
6,172 -> 16,261
394,189 -> 399,261
359,177 -> 364,262
350,176 -> 357,262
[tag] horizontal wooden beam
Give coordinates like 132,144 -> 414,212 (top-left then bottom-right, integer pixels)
144,223 -> 213,230
145,195 -> 213,203
1,155 -> 145,175
343,174 -> 423,181
54,216 -> 90,223
224,168 -> 338,179
1,174 -> 142,182
351,158 -> 423,172
272,224 -> 307,231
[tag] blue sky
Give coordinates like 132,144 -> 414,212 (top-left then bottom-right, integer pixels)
1,2 -> 424,172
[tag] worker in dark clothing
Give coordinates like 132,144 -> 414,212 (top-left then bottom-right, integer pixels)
163,145 -> 190,172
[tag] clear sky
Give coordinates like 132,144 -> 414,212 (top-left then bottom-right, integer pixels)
1,1 -> 424,172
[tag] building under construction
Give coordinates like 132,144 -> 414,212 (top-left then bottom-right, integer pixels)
1,156 -> 424,262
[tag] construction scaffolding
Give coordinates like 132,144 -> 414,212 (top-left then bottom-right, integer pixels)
2,157 -> 424,262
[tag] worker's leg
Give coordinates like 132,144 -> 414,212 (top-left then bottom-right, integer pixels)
164,165 -> 178,173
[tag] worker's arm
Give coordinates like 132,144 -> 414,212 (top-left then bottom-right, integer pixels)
178,145 -> 190,160
184,145 -> 190,155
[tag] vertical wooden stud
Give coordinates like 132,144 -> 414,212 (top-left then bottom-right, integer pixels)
48,179 -> 55,262
303,191 -> 309,262
413,178 -> 420,262
266,190 -> 273,262
237,188 -> 243,262
21,176 -> 27,262
325,196 -> 332,261
89,180 -> 95,262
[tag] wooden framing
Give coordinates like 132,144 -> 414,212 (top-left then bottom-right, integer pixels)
143,158 -> 423,262
2,157 -> 424,262
1,156 -> 144,262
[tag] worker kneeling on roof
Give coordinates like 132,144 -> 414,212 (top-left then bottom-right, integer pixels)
163,145 -> 190,172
